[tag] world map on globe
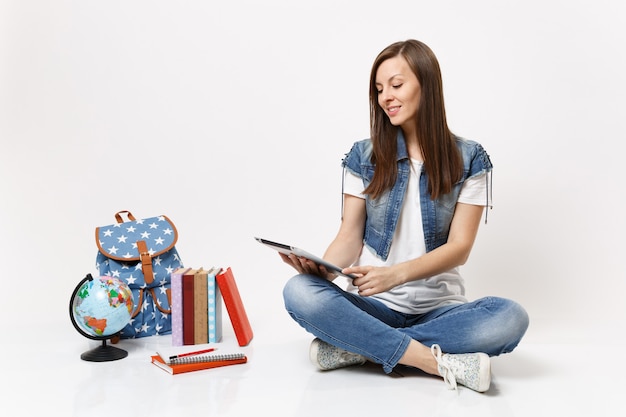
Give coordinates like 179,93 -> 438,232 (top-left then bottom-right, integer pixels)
71,276 -> 134,337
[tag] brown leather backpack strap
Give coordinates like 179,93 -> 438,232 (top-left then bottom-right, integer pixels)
114,210 -> 136,223
130,289 -> 144,318
150,288 -> 172,314
136,240 -> 154,284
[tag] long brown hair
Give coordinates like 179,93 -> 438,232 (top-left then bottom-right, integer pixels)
365,39 -> 462,200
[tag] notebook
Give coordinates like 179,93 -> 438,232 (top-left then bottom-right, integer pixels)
156,344 -> 221,364
254,237 -> 356,279
163,352 -> 245,365
151,352 -> 247,375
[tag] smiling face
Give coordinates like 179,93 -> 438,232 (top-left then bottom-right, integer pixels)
375,55 -> 422,134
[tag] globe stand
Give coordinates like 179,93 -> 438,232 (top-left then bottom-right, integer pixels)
70,273 -> 132,362
80,339 -> 128,362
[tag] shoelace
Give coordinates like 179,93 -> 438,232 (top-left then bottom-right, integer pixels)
431,344 -> 458,390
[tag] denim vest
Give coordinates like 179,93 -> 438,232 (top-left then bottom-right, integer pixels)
341,131 -> 493,261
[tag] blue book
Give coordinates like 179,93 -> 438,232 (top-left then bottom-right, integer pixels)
207,267 -> 223,343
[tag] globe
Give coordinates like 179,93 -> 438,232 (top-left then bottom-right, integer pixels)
69,274 -> 134,361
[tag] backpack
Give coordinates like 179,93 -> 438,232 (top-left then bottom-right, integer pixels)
95,210 -> 183,339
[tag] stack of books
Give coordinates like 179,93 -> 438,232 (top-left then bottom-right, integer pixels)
171,266 -> 253,347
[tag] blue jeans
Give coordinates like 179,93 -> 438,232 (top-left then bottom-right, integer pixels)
283,274 -> 529,374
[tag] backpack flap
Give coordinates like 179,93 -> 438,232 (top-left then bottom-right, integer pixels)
95,214 -> 179,285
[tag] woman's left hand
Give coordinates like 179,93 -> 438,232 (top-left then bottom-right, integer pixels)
344,265 -> 403,296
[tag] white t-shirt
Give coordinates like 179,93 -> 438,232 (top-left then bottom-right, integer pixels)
343,159 -> 491,314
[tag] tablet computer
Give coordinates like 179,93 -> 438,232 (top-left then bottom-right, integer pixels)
254,237 -> 356,279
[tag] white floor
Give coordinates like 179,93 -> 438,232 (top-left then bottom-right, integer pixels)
3,315 -> 624,417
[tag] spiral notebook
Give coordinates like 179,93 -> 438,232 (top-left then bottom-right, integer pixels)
151,352 -> 247,375
168,352 -> 245,365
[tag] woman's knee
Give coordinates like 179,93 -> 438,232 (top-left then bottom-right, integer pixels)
283,274 -> 315,301
283,275 -> 305,308
489,297 -> 530,354
283,274 -> 329,315
503,298 -> 529,337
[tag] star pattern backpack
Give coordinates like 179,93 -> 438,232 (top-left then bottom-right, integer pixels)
95,210 -> 183,339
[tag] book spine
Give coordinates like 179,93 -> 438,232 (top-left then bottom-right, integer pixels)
182,271 -> 195,345
207,270 -> 222,343
170,268 -> 188,346
216,267 -> 253,346
194,270 -> 209,345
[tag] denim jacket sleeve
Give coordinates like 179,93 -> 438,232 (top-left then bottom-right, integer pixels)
342,139 -> 373,180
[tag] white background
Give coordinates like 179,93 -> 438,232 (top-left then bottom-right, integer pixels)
1,0 -> 624,348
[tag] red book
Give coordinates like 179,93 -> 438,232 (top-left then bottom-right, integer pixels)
216,267 -> 253,346
182,268 -> 200,345
150,353 -> 247,375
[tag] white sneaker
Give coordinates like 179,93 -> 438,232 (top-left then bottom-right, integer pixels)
309,338 -> 367,370
431,344 -> 491,392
